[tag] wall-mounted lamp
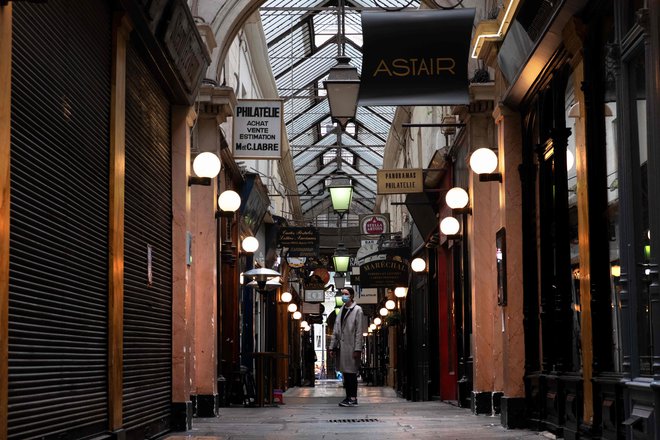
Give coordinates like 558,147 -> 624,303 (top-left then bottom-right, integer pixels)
287,303 -> 298,313
446,187 -> 472,215
385,299 -> 396,310
218,190 -> 242,266
411,258 -> 426,273
217,190 -> 241,216
242,236 -> 259,254
394,287 -> 408,298
469,148 -> 501,182
300,320 -> 309,328
189,152 -> 221,186
440,216 -> 461,240
373,317 -> 382,326
369,323 -> 376,331
281,291 -> 293,303
333,243 -> 351,273
379,307 -> 388,317
292,311 -> 302,320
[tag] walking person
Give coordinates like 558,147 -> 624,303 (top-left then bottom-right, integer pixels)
329,287 -> 364,407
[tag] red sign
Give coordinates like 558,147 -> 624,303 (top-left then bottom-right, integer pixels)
365,216 -> 385,235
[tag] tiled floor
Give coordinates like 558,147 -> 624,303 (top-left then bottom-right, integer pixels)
162,381 -> 542,439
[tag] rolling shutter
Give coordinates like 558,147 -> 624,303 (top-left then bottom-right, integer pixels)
122,42 -> 173,439
8,1 -> 112,439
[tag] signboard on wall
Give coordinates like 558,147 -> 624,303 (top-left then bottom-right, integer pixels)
377,169 -> 424,194
233,99 -> 283,159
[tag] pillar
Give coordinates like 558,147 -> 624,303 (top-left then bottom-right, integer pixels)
493,103 -> 527,428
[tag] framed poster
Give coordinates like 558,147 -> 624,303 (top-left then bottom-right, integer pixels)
496,227 -> 507,306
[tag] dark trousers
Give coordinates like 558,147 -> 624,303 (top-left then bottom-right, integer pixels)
344,372 -> 358,399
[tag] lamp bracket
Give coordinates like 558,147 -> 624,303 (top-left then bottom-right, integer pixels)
479,173 -> 502,183
188,176 -> 212,186
452,207 -> 472,215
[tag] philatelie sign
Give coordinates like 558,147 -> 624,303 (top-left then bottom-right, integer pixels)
359,9 -> 475,106
233,99 -> 283,159
377,169 -> 423,194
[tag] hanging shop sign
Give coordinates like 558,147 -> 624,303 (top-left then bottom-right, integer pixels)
233,99 -> 283,159
359,214 -> 390,246
357,286 -> 378,305
279,226 -> 319,257
359,9 -> 475,106
304,277 -> 328,303
359,259 -> 409,289
377,169 -> 424,194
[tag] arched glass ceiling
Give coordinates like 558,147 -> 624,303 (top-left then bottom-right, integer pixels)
259,0 -> 422,225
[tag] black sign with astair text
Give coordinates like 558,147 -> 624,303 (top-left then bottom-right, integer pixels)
359,9 -> 475,106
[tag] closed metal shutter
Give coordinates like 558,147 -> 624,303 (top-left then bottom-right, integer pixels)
8,1 -> 112,439
123,42 -> 172,439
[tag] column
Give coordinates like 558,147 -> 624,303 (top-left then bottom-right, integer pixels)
493,103 -> 527,428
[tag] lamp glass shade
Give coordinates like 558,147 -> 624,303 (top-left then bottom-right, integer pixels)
281,291 -> 292,303
411,258 -> 426,273
218,190 -> 241,212
334,274 -> 346,289
304,325 -> 311,331
287,303 -> 298,313
440,217 -> 460,236
369,323 -> 376,331
446,187 -> 469,209
469,148 -> 498,174
333,243 -> 351,273
373,317 -> 382,326
328,177 -> 353,213
242,236 -> 259,253
566,149 -> 575,171
394,287 -> 408,298
192,152 -> 221,178
324,56 -> 360,127
368,327 -> 373,333
300,320 -> 309,328
385,299 -> 396,310
293,311 -> 302,320
379,307 -> 388,317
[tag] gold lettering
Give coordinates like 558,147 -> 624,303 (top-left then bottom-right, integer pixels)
436,57 -> 456,75
391,59 -> 410,77
418,58 -> 430,76
373,59 -> 392,77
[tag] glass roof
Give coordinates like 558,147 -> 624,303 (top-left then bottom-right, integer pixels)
259,0 -> 422,220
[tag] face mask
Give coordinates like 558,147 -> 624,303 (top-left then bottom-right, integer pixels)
341,295 -> 350,303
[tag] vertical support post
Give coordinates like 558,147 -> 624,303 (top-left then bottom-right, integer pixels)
0,4 -> 12,439
171,105 -> 196,430
108,13 -> 131,434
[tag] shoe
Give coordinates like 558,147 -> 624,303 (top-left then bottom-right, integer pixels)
338,398 -> 351,407
348,399 -> 358,407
